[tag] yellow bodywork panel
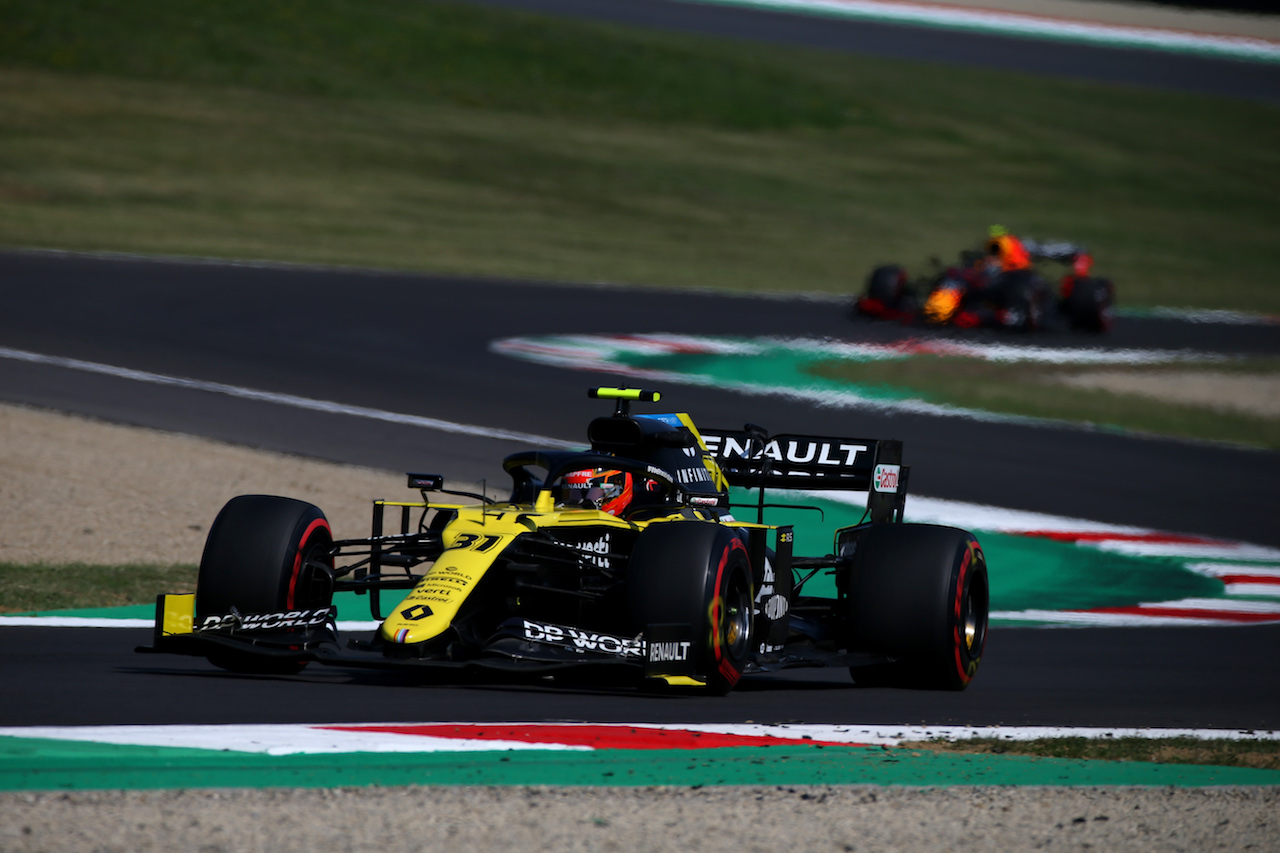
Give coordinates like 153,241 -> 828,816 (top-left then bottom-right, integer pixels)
378,505 -> 645,646
160,593 -> 195,636
671,412 -> 730,492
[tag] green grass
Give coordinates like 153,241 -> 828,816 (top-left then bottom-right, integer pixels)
1,0 -> 1278,310
0,563 -> 195,614
809,357 -> 1280,449
903,737 -> 1280,771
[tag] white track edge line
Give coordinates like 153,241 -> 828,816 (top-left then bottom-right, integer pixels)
0,346 -> 577,449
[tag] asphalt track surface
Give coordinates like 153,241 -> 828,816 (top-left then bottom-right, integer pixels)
460,0 -> 1280,103
2,624 -> 1279,729
3,252 -> 1277,546
2,251 -> 1279,730
3,2 -> 1279,731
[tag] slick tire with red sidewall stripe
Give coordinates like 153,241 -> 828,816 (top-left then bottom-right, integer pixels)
195,494 -> 335,674
845,523 -> 989,691
627,522 -> 754,694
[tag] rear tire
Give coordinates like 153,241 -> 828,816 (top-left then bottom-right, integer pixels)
993,270 -> 1044,331
627,522 -> 753,694
196,495 -> 335,675
845,524 -> 988,690
1065,277 -> 1115,332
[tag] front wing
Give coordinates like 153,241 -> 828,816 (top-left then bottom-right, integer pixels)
137,594 -> 887,684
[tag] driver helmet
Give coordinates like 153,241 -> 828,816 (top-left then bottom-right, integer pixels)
987,224 -> 1008,255
562,468 -> 634,516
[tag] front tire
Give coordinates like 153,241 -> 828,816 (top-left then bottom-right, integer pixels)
196,495 -> 335,674
627,522 -> 753,694
866,265 -> 907,304
845,524 -> 988,690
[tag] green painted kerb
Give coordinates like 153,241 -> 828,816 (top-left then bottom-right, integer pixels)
735,491 -> 1223,614
2,737 -> 1277,791
618,347 -> 919,405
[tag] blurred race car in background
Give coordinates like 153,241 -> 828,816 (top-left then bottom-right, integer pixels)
854,239 -> 1115,332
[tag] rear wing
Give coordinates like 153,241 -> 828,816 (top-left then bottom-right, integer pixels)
699,427 -> 908,524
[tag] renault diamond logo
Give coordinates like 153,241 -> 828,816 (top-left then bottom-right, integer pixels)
400,604 -> 433,621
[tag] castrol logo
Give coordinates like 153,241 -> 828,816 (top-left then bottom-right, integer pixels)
873,464 -> 900,493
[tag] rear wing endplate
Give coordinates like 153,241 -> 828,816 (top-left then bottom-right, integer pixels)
699,428 -> 908,524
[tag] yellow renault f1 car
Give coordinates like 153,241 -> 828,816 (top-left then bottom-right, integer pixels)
140,388 -> 989,693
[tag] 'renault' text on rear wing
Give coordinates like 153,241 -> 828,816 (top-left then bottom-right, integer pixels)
698,427 -> 908,524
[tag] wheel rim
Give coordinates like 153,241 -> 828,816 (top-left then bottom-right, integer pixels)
721,577 -> 752,660
960,565 -> 989,655
294,537 -> 335,611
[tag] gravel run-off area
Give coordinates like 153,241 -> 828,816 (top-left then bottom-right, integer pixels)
2,785 -> 1277,853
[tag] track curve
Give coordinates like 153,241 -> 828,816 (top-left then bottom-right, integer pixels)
459,0 -> 1280,103
0,251 -> 1278,730
2,251 -> 1276,545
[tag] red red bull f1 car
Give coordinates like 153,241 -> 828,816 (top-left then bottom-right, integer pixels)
140,388 -> 989,693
